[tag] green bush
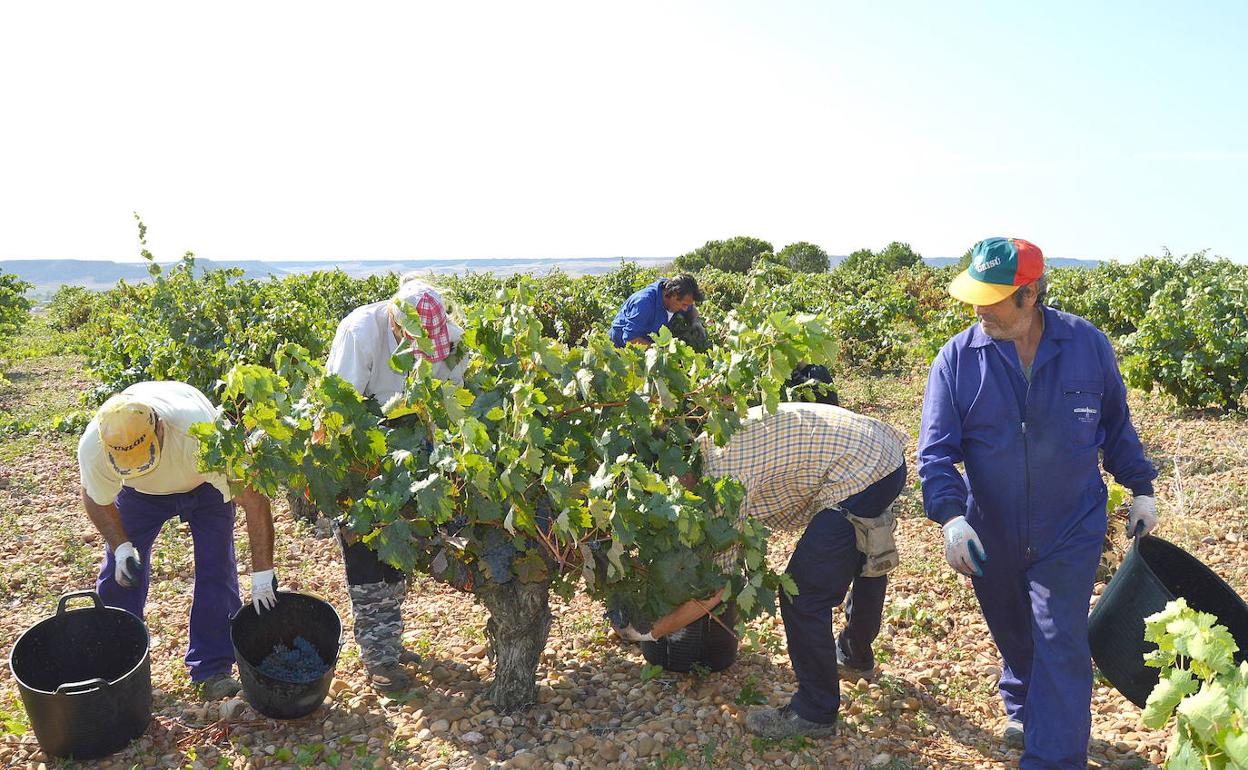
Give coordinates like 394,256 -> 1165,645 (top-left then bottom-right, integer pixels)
195,281 -> 836,710
0,271 -> 33,384
776,241 -> 830,273
674,236 -> 773,274
829,284 -> 915,374
839,241 -> 923,276
46,285 -> 101,332
68,232 -> 1248,413
1124,263 -> 1248,409
85,252 -> 395,403
0,271 -> 33,349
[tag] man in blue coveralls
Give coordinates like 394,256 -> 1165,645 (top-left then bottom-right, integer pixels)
608,274 -> 704,347
918,237 -> 1159,769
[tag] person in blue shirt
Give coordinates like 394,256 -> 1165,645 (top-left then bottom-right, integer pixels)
918,237 -> 1158,770
609,274 -> 704,347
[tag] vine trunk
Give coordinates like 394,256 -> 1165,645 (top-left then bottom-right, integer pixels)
475,577 -> 552,712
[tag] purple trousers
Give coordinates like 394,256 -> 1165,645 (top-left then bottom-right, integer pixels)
96,483 -> 242,682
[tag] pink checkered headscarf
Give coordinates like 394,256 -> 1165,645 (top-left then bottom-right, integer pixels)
392,281 -> 454,362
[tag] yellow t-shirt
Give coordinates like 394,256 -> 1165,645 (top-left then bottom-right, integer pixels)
78,381 -> 231,506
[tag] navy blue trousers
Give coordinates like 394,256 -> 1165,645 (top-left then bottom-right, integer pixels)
781,462 -> 906,724
972,521 -> 1103,770
96,483 -> 242,682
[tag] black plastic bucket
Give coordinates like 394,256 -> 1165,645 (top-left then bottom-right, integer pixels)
8,591 -> 152,760
230,591 -> 341,719
1089,535 -> 1248,707
641,605 -> 739,673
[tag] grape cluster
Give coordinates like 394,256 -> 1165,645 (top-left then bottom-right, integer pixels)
256,636 -> 329,683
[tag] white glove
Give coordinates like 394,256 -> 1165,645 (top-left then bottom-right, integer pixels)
1128,495 -> 1159,538
615,624 -> 656,643
114,542 -> 141,588
942,516 -> 987,577
251,569 -> 278,612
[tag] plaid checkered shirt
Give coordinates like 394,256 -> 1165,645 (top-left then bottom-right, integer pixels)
699,403 -> 907,552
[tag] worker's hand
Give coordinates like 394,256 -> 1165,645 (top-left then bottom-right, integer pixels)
1128,495 -> 1159,538
114,542 -> 142,588
251,569 -> 278,612
615,624 -> 656,643
942,516 -> 987,577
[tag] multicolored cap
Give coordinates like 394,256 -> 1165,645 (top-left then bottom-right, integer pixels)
947,237 -> 1045,305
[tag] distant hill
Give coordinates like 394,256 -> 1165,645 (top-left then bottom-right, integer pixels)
0,257 -> 675,291
1,255 -> 1105,293
921,256 -> 1102,269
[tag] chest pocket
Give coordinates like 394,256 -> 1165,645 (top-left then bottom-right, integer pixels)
1062,380 -> 1103,448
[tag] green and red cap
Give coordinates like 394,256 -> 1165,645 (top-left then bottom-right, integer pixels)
948,237 -> 1045,305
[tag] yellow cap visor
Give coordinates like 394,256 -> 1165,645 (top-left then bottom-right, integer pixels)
98,398 -> 161,479
948,270 -> 1022,306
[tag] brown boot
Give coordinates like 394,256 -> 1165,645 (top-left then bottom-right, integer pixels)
367,663 -> 414,693
398,649 -> 422,665
199,673 -> 242,701
1003,719 -> 1024,749
745,705 -> 837,739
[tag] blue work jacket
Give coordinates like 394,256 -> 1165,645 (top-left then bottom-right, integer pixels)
918,306 -> 1156,563
609,279 -> 687,347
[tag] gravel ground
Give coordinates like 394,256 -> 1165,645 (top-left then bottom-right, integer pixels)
2,356 -> 1246,769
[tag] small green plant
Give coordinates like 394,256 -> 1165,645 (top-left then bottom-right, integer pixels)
0,411 -> 36,437
408,634 -> 436,656
750,734 -> 812,754
295,742 -> 325,767
51,410 -> 92,434
741,624 -> 785,655
887,594 -> 942,638
1141,598 -> 1247,768
640,663 -> 665,683
648,747 -> 689,769
385,737 -> 408,755
0,695 -> 30,737
735,674 -> 767,706
381,688 -> 424,706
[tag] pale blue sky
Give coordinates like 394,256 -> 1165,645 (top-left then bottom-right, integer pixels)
1,1 -> 1244,262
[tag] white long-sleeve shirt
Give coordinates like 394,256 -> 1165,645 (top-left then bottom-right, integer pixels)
325,300 -> 467,405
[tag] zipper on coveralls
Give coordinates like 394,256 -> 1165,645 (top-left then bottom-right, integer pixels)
1021,418 -> 1031,562
1021,370 -> 1033,564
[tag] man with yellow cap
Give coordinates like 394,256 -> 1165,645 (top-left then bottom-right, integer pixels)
78,381 -> 277,701
917,237 -> 1157,769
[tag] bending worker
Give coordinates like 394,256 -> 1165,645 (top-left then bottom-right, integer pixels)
918,237 -> 1158,768
79,381 -> 277,701
325,274 -> 467,692
609,273 -> 704,347
616,402 -> 907,740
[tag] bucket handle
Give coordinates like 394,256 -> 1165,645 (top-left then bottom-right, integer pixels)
54,678 -> 109,695
57,590 -> 104,616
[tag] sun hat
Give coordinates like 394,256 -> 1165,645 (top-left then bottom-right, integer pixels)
97,395 -> 160,478
948,237 -> 1045,305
